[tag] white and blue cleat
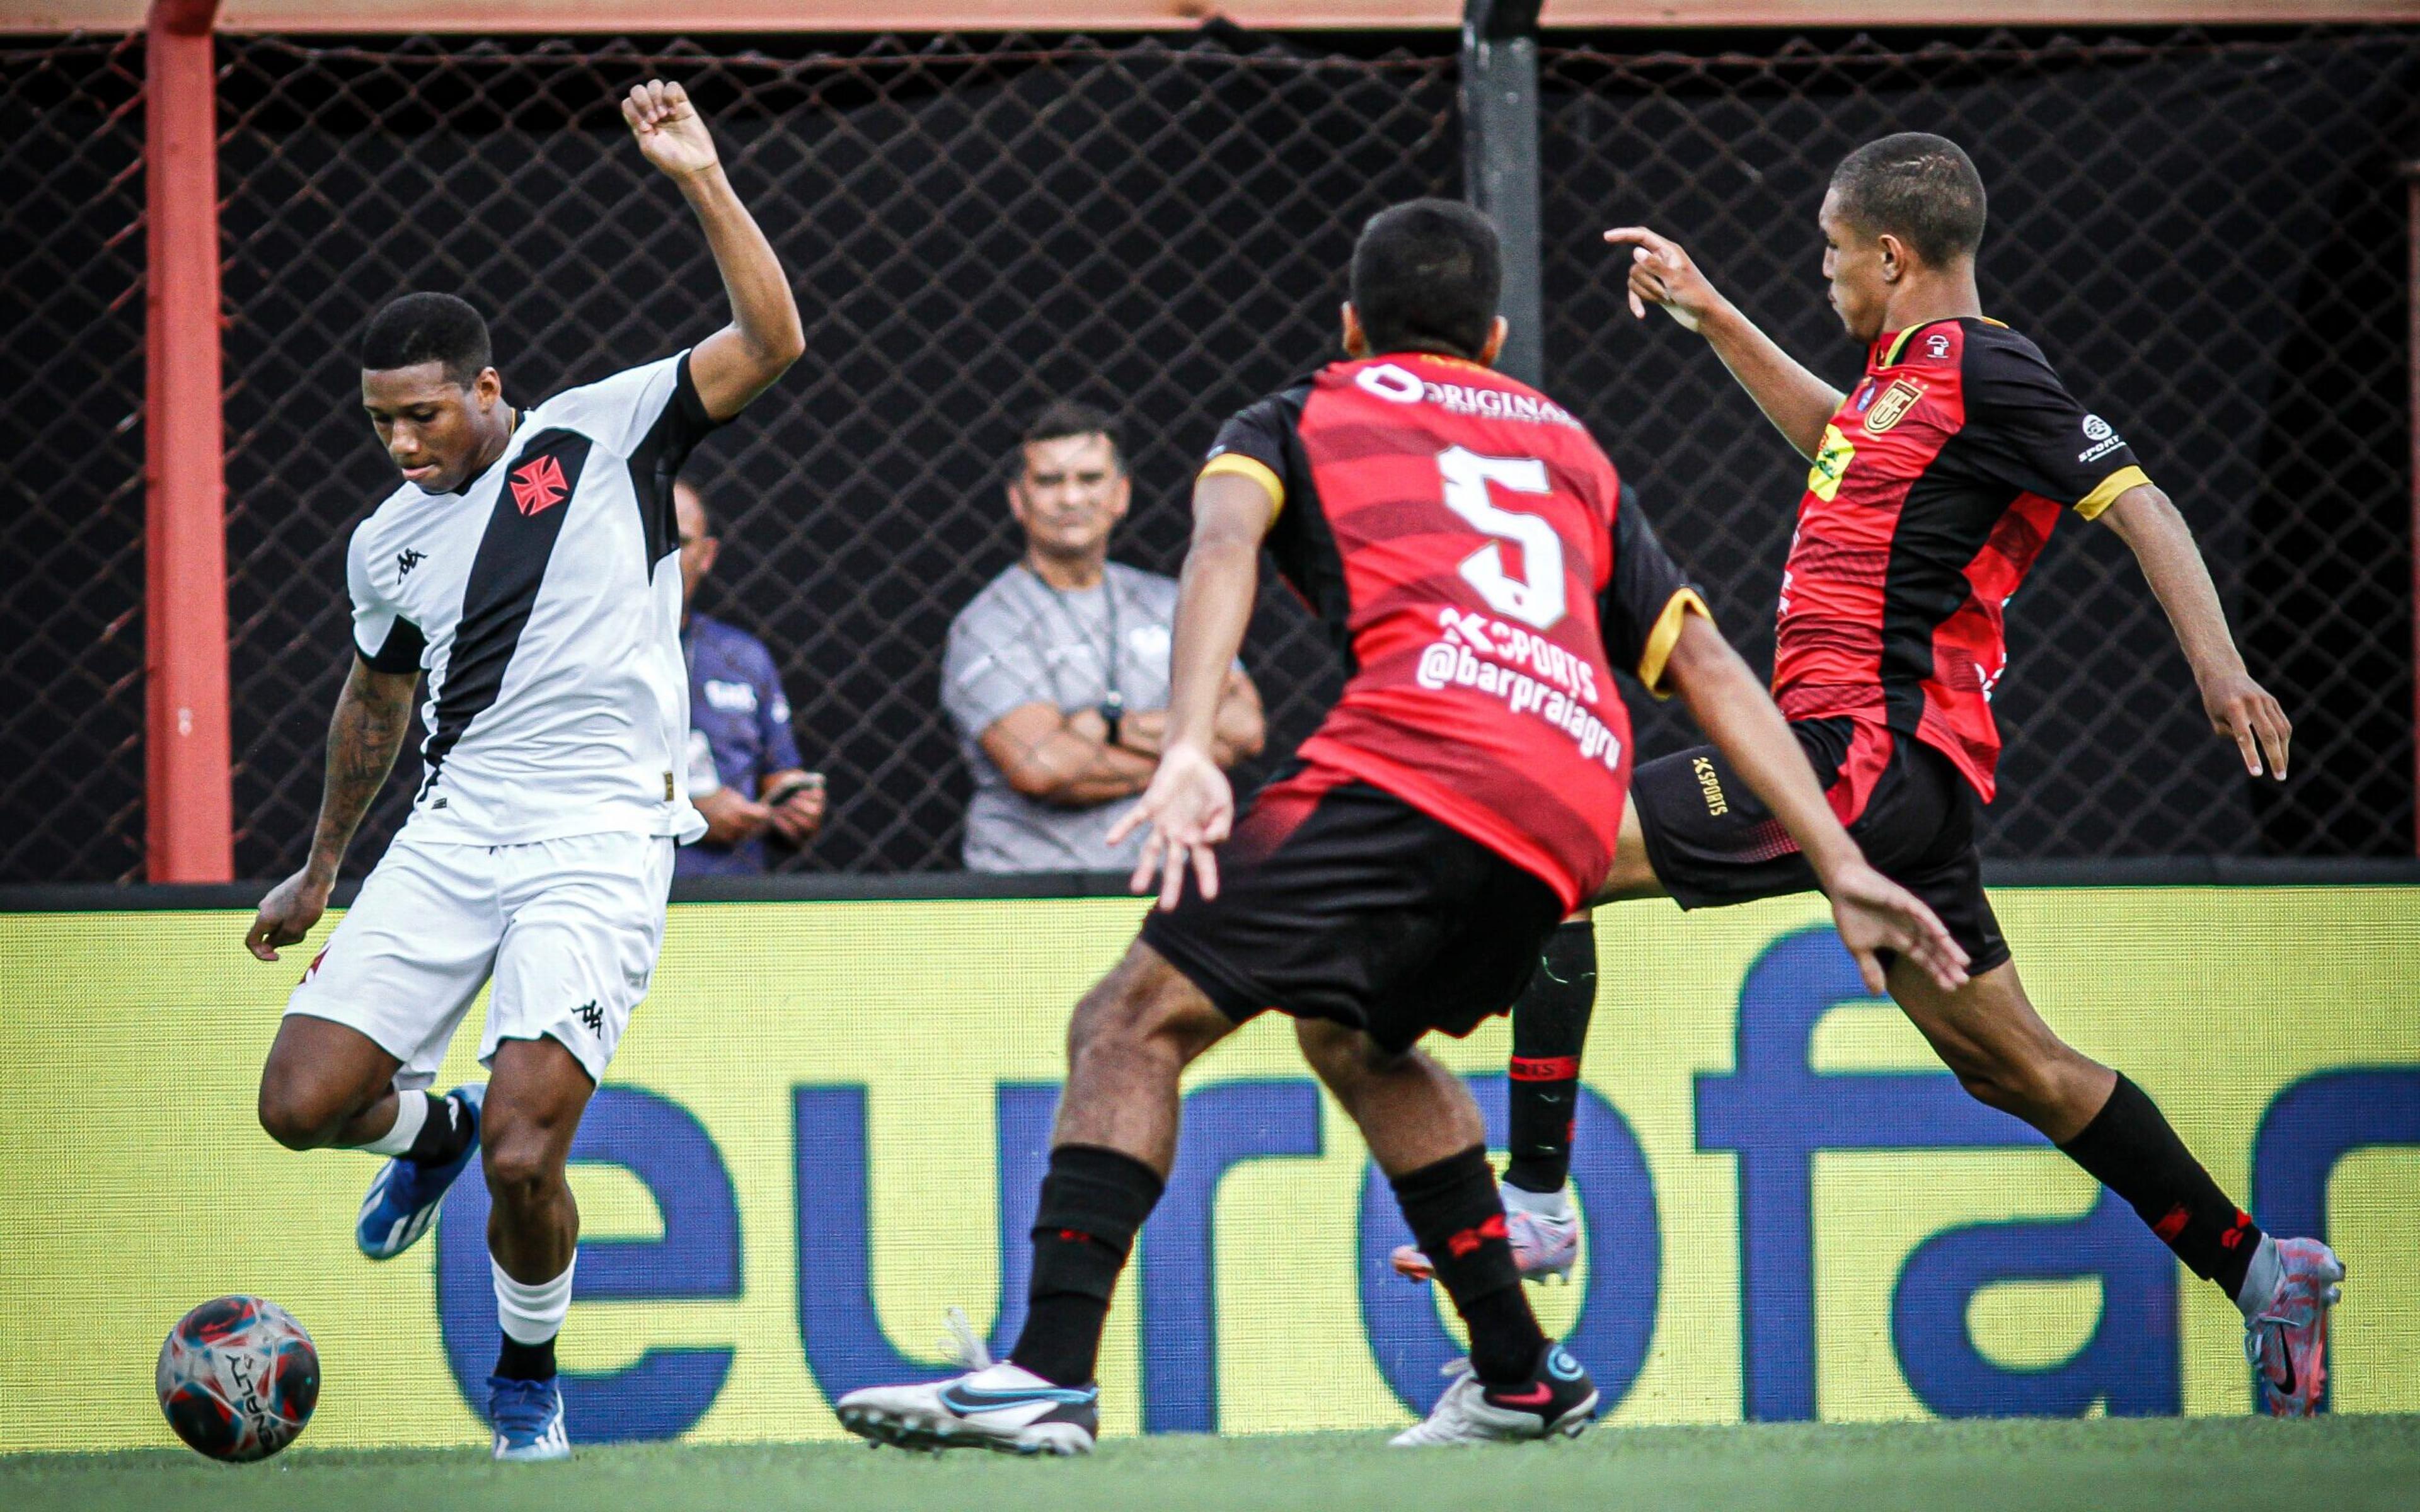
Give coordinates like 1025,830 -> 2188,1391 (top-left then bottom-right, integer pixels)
488,1374 -> 570,1462
355,1084 -> 484,1261
835,1309 -> 1098,1456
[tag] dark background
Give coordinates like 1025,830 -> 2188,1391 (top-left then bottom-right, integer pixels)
3,25 -> 2412,881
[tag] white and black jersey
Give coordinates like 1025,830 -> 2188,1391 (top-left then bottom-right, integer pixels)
346,351 -> 722,847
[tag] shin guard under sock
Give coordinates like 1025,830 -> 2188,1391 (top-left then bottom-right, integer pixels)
1505,918 -> 1596,1194
1009,1144 -> 1164,1387
2059,1074 -> 2262,1298
1391,1145 -> 1546,1385
492,1256 -> 574,1381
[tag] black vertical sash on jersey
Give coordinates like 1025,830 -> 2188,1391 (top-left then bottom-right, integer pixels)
626,353 -> 722,574
419,428 -> 594,794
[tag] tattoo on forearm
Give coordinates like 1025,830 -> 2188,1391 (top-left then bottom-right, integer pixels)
311,667 -> 414,866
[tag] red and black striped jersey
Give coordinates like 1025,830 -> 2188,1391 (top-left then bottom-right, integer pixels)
1773,317 -> 2149,802
1202,352 -> 1708,909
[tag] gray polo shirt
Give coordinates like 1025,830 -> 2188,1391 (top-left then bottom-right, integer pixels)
943,561 -> 1179,873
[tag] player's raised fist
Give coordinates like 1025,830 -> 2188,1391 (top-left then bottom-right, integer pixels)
622,79 -> 720,180
1602,226 -> 1721,333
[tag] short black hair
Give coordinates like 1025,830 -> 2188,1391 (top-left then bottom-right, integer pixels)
1828,133 -> 1988,266
1018,399 -> 1124,474
1349,198 -> 1501,361
360,292 -> 492,385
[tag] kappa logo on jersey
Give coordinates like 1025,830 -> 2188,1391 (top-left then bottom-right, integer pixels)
509,454 -> 570,517
572,1000 -> 605,1034
1863,378 -> 1925,434
396,547 -> 427,579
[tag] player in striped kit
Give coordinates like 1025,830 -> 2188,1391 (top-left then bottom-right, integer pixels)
242,79 -> 802,1460
833,198 -> 1964,1454
1456,132 -> 2339,1417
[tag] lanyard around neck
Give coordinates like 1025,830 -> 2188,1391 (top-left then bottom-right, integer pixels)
1021,563 -> 1122,706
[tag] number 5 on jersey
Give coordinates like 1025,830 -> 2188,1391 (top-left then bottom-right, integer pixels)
1438,445 -> 1565,631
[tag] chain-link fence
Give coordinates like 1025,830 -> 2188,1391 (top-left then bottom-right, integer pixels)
4,25 -> 2413,880
0,35 -> 147,884
1540,27 -> 2419,859
215,31 -> 1458,878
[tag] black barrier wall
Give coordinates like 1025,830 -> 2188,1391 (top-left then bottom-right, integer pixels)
1,26 -> 2413,881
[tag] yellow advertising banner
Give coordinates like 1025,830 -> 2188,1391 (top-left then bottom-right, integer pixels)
1,886 -> 2414,1452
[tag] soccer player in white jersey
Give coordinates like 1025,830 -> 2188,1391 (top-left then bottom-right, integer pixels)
241,80 -> 801,1462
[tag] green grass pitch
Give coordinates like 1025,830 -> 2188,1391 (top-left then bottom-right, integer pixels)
7,1416 -> 2419,1512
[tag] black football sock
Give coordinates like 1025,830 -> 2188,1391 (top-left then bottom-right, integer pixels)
1008,1144 -> 1164,1387
495,1334 -> 556,1382
405,1091 -> 474,1166
1391,1145 -> 1547,1385
1504,917 -> 1596,1194
2058,1074 -> 2262,1298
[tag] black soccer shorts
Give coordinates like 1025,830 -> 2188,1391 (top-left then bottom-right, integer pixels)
1628,716 -> 2011,975
1139,767 -> 1566,1057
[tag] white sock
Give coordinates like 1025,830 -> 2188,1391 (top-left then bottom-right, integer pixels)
2235,1233 -> 2283,1320
1501,1181 -> 1572,1222
493,1254 -> 576,1346
360,1089 -> 427,1157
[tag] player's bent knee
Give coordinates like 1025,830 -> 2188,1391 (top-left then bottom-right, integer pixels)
1294,1018 -> 1404,1088
255,1066 -> 355,1151
481,1133 -> 563,1205
1067,942 -> 1228,1068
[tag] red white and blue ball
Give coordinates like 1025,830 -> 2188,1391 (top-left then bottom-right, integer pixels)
156,1296 -> 320,1462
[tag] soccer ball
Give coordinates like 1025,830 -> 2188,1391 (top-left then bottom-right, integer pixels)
155,1296 -> 320,1462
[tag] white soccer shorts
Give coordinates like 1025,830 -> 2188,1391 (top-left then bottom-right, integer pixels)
284,830 -> 674,1089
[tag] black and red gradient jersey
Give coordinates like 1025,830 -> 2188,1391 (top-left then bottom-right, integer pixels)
1203,352 -> 1708,908
1773,316 -> 2150,803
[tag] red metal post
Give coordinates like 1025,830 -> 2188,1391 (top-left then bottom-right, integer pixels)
144,0 -> 232,882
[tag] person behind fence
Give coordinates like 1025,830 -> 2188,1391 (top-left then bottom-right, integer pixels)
943,401 -> 1264,873
674,479 -> 825,875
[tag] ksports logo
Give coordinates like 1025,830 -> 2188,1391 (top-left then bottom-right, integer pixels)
510,454 -> 570,516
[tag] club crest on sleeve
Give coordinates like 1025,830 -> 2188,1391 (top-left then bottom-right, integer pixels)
509,454 -> 570,516
1863,378 -> 1925,434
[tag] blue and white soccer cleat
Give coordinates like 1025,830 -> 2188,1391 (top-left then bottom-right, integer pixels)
355,1084 -> 483,1261
834,1309 -> 1097,1456
487,1374 -> 570,1462
2245,1236 -> 2345,1417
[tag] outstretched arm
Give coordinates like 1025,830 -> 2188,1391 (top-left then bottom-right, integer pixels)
1661,614 -> 1970,995
1106,474 -> 1272,908
622,79 -> 804,423
245,658 -> 419,961
1603,227 -> 1842,461
2097,481 -> 2290,779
